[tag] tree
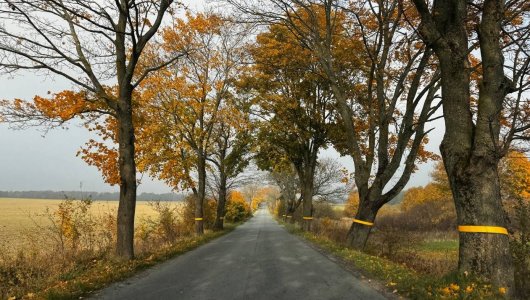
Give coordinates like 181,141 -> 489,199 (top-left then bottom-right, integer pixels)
267,158 -> 348,223
412,0 -> 530,290
136,12 -> 249,235
268,167 -> 300,221
228,0 -> 440,245
401,184 -> 444,211
207,111 -> 253,230
312,157 -> 350,202
0,0 -> 179,259
251,186 -> 280,210
247,19 -> 337,230
401,161 -> 452,211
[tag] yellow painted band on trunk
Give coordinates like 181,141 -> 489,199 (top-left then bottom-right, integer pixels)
458,225 -> 508,235
353,219 -> 374,226
282,215 -> 286,217
286,215 -> 292,218
303,217 -> 313,220
194,218 -> 203,221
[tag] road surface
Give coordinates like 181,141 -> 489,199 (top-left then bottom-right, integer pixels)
93,209 -> 387,300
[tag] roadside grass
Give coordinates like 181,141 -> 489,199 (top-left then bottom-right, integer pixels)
3,224 -> 239,300
281,222 -> 507,300
416,239 -> 458,252
1,197 -> 251,300
40,225 -> 238,300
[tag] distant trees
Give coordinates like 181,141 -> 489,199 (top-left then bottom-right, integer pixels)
0,191 -> 183,201
227,0 -> 440,246
0,0 -> 180,259
268,167 -> 300,221
246,18 -> 338,230
267,158 -> 348,222
401,162 -> 451,212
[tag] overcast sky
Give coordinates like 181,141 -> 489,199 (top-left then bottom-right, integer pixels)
0,0 -> 444,193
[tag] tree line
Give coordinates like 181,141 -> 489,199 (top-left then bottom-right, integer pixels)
0,190 -> 184,201
0,0 -> 528,295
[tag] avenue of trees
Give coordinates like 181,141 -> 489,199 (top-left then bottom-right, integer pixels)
0,0 -> 528,294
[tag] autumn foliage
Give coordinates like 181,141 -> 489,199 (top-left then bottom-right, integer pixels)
224,191 -> 252,223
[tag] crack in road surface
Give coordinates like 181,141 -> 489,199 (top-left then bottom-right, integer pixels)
92,209 -> 387,300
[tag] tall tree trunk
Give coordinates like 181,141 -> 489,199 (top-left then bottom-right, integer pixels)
195,152 -> 206,235
301,170 -> 315,231
346,193 -> 377,250
116,89 -> 137,259
286,200 -> 295,223
437,54 -> 514,289
214,173 -> 227,231
446,154 -> 514,291
411,0 -> 516,290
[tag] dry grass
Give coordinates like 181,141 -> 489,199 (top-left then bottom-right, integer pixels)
0,198 -> 173,249
306,206 -> 460,277
0,197 -> 242,299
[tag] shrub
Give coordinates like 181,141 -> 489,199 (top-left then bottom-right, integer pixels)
310,218 -> 349,244
375,200 -> 456,232
181,195 -> 216,231
135,201 -> 184,250
225,192 -> 251,223
313,200 -> 340,219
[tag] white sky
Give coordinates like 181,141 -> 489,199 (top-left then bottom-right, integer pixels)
0,0 -> 444,193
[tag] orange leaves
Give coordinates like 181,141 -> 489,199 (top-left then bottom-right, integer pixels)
343,191 -> 360,218
133,12 -> 250,191
401,183 -> 448,211
401,161 -> 452,211
33,90 -> 88,121
77,134 -> 120,186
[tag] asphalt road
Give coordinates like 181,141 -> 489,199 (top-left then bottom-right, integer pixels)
92,209 -> 387,300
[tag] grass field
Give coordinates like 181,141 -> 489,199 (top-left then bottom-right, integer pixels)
0,198 -> 172,248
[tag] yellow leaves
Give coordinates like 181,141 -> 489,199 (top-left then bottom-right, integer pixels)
439,283 -> 460,297
440,286 -> 451,295
498,287 -> 507,295
163,12 -> 223,53
401,182 -> 450,211
78,136 -> 120,186
133,11 -> 249,191
343,191 -> 360,218
225,191 -> 252,222
500,151 -> 530,199
449,283 -> 460,291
